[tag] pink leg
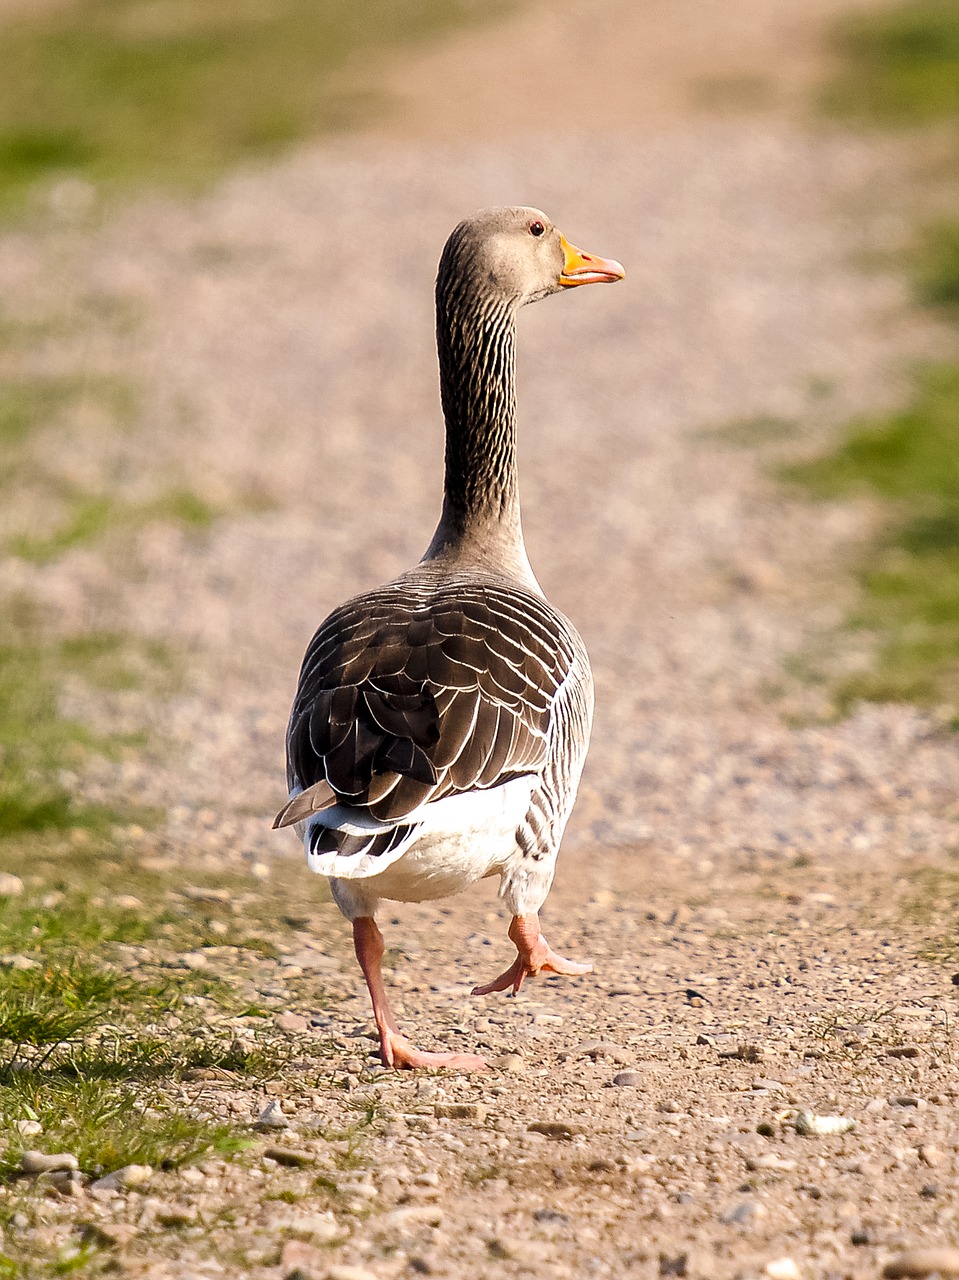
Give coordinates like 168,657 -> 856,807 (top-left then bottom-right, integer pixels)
352,918 -> 487,1071
471,913 -> 593,996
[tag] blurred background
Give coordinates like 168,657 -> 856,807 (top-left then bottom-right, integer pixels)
0,0 -> 957,886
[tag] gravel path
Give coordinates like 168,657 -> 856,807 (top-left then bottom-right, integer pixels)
2,1 -> 958,1276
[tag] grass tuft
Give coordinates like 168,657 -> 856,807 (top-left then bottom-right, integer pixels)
783,365 -> 959,712
915,220 -> 959,314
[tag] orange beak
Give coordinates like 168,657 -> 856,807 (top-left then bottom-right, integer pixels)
559,234 -> 625,287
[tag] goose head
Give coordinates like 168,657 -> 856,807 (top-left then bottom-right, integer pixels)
437,206 -> 625,311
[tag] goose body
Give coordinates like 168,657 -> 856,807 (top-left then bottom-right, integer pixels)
276,207 -> 623,1069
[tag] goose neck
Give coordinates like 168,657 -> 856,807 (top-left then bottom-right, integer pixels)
433,286 -> 523,550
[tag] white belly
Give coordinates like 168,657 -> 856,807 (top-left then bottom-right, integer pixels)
315,777 -> 536,913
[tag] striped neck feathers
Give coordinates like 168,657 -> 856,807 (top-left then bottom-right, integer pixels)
431,257 -> 523,560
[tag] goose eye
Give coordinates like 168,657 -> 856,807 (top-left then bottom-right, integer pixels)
528,220 -> 545,237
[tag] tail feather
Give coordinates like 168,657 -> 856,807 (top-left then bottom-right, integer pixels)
305,818 -> 420,879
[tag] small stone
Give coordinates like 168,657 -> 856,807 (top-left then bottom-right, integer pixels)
851,1228 -> 875,1246
657,1099 -> 682,1114
0,874 -> 24,897
324,1267 -> 379,1280
883,1247 -> 959,1278
532,1208 -> 569,1225
275,1013 -> 309,1034
255,1100 -> 290,1131
0,955 -> 38,970
21,1151 -> 79,1174
285,1211 -> 340,1242
918,1144 -> 943,1168
794,1111 -> 854,1136
156,1203 -> 199,1227
720,1200 -> 760,1225
745,1154 -> 797,1173
91,1164 -> 152,1191
263,1145 -> 314,1168
433,1103 -> 487,1121
175,951 -> 209,971
718,1044 -> 764,1063
486,1238 -> 517,1260
612,1071 -> 643,1087
79,1221 -> 136,1248
886,1046 -> 920,1059
14,1121 -> 42,1138
659,1254 -> 687,1277
281,1238 -> 323,1279
564,1040 -> 631,1063
919,1184 -> 940,1199
765,1260 -> 801,1280
494,1053 -> 525,1073
890,1095 -> 921,1108
527,1121 -> 580,1140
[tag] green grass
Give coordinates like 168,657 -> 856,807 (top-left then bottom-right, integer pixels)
699,414 -> 800,448
823,0 -> 959,124
9,487 -> 226,563
0,0 -> 510,215
783,365 -> 959,712
792,0 -> 959,717
0,615 -> 172,838
915,220 -> 959,314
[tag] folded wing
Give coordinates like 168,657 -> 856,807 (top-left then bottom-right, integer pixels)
277,578 -> 576,827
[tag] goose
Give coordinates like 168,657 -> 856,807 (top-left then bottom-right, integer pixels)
275,206 -> 624,1070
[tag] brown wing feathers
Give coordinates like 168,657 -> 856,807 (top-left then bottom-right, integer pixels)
277,577 -> 574,828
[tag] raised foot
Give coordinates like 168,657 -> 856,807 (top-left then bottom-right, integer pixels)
381,1029 -> 488,1071
472,937 -> 593,997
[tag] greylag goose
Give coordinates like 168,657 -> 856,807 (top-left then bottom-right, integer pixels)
275,207 -> 624,1069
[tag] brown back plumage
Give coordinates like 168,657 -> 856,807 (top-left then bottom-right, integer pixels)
277,567 -> 579,828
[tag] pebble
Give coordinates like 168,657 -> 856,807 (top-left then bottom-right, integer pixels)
612,1071 -> 643,1087
0,874 -> 24,897
79,1221 -> 137,1248
21,1151 -> 79,1174
745,1154 -> 797,1173
918,1144 -> 943,1168
323,1267 -> 379,1280
255,1100 -> 290,1131
565,1040 -> 631,1064
156,1203 -> 200,1227
720,1200 -> 762,1225
174,951 -> 210,971
527,1121 -> 581,1140
275,1013 -> 309,1033
14,1120 -> 42,1138
883,1248 -> 959,1278
284,1211 -> 341,1242
494,1053 -> 526,1073
765,1260 -> 801,1280
718,1044 -> 765,1062
794,1111 -> 854,1136
263,1145 -> 314,1168
433,1103 -> 487,1121
91,1164 -> 152,1191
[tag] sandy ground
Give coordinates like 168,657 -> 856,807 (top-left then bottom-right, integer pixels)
2,1 -> 959,1277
